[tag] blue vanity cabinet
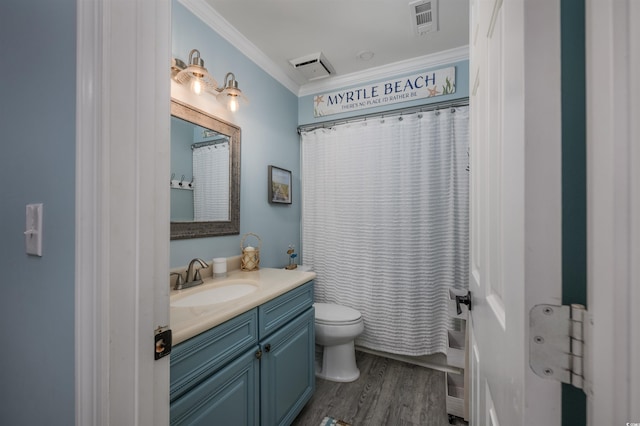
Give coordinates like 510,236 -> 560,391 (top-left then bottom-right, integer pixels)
170,280 -> 315,426
259,307 -> 315,426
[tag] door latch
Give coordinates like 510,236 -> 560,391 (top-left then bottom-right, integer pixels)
154,326 -> 172,360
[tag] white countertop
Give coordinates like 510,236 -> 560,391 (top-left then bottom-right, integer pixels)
170,267 -> 316,345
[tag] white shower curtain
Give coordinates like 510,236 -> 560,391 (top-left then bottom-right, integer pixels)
301,106 -> 469,356
192,142 -> 229,221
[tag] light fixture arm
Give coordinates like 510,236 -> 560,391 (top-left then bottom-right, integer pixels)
216,72 -> 238,93
188,49 -> 204,68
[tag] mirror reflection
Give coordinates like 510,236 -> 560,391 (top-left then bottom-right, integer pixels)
171,116 -> 230,222
170,99 -> 240,239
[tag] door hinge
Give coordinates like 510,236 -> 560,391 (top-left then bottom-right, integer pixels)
529,304 -> 589,392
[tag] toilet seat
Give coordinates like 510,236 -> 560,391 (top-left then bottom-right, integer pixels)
314,303 -> 362,326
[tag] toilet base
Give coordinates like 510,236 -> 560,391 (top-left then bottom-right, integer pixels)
316,340 -> 360,382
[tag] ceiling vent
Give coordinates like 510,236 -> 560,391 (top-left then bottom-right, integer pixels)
289,52 -> 335,81
409,0 -> 439,35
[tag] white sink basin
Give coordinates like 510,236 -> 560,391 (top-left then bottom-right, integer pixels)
172,281 -> 258,308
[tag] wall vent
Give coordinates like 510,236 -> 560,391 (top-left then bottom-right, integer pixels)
409,0 -> 439,35
289,52 -> 335,81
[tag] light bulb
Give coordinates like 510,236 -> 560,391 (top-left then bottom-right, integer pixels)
191,79 -> 202,95
227,95 -> 239,112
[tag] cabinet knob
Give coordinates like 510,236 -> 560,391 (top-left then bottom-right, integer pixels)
264,343 -> 271,353
255,349 -> 263,359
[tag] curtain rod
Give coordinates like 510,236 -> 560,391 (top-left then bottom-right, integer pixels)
297,97 -> 469,134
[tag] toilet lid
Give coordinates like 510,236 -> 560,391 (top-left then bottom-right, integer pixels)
314,303 -> 362,325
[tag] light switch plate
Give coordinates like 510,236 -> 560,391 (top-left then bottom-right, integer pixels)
25,203 -> 43,256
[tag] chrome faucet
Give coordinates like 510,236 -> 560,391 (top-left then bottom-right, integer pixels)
174,258 -> 209,290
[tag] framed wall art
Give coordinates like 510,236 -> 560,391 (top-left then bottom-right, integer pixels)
268,165 -> 292,204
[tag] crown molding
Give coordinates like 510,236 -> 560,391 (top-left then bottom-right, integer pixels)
178,0 -> 301,94
298,46 -> 469,97
178,0 -> 468,98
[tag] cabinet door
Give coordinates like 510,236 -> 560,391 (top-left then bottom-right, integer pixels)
260,307 -> 315,426
170,348 -> 260,426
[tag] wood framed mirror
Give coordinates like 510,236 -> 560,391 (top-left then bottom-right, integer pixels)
170,99 -> 240,239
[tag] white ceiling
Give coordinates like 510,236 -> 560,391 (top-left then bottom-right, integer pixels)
182,0 -> 469,95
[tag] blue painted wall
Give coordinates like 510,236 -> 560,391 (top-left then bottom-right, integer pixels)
171,1 -> 301,268
0,0 -> 76,424
298,60 -> 469,125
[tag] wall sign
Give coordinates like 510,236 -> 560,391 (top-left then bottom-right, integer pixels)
313,67 -> 456,117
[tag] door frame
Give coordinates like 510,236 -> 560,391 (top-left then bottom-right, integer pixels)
586,0 -> 640,424
75,0 -> 171,424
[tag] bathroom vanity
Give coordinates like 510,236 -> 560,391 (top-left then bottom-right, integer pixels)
169,268 -> 315,425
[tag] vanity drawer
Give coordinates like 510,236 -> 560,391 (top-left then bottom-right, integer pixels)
170,308 -> 258,402
258,281 -> 314,339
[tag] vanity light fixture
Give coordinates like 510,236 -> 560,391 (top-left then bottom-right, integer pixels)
216,72 -> 246,112
171,49 -> 249,111
172,49 -> 218,95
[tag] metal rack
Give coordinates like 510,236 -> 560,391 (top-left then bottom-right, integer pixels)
446,289 -> 470,424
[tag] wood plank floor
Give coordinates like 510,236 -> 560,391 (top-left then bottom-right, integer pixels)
292,351 -> 464,426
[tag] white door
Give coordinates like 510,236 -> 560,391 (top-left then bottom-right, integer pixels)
468,0 -> 564,424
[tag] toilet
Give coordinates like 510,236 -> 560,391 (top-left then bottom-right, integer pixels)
313,302 -> 364,382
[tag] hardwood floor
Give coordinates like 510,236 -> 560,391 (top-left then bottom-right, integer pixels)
292,351 -> 462,426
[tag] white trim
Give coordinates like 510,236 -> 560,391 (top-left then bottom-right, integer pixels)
586,0 -> 639,424
298,46 -> 469,97
76,0 -> 171,424
76,0 -> 107,423
178,0 -> 300,94
521,2 -> 563,424
178,0 -> 468,97
630,1 -> 640,416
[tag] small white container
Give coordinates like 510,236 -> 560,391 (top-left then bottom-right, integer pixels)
213,257 -> 227,278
